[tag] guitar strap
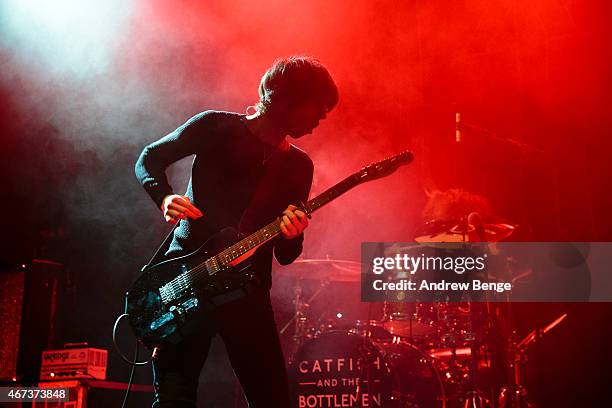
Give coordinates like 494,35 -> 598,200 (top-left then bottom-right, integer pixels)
140,221 -> 182,272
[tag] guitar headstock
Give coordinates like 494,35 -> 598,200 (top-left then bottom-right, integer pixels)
357,150 -> 414,182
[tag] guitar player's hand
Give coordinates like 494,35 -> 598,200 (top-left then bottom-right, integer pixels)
161,194 -> 203,224
280,205 -> 309,239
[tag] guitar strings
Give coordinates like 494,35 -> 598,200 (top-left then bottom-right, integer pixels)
160,173 -> 360,302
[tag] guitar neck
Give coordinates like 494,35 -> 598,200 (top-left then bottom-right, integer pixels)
303,173 -> 362,214
214,173 -> 363,268
210,149 -> 414,270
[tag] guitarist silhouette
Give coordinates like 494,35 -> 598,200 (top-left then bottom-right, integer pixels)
135,56 -> 338,408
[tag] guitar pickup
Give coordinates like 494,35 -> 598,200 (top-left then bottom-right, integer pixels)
149,296 -> 198,331
150,311 -> 174,331
181,297 -> 199,311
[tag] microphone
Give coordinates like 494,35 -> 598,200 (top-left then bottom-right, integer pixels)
455,112 -> 461,143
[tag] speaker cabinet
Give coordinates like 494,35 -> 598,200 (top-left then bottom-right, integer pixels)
0,260 -> 65,383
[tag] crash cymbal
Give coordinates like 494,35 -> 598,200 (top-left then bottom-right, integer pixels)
414,219 -> 517,243
276,258 -> 362,282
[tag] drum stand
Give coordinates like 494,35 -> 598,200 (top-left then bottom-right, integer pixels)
494,265 -> 541,408
464,391 -> 490,408
462,307 -> 491,408
496,334 -> 535,408
497,310 -> 566,408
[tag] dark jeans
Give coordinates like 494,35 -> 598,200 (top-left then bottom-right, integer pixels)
151,288 -> 290,407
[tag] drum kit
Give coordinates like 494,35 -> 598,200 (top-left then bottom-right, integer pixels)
279,218 -> 561,408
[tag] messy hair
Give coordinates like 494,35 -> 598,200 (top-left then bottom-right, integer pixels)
422,188 -> 493,221
255,56 -> 338,114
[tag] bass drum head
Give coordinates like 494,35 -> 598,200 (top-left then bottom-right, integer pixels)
289,330 -> 445,408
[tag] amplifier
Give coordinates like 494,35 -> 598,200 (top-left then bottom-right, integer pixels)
32,380 -> 153,408
40,347 -> 107,381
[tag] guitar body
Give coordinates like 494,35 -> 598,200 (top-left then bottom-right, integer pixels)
126,227 -> 258,347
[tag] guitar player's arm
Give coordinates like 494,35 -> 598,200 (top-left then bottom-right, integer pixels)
274,153 -> 314,265
135,111 -> 216,221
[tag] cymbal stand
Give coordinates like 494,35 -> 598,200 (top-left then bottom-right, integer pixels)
281,278 -> 330,363
462,304 -> 491,408
463,241 -> 493,408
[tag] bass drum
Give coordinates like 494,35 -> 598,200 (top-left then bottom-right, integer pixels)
289,330 -> 446,408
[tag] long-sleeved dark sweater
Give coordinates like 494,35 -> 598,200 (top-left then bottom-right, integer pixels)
135,110 -> 314,288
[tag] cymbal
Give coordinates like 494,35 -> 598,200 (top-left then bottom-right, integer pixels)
414,219 -> 517,243
276,258 -> 362,282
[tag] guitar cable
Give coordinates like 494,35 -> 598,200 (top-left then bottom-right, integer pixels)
112,221 -> 181,407
112,311 -> 151,408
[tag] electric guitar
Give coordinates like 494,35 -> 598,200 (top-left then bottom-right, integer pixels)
125,150 -> 414,347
